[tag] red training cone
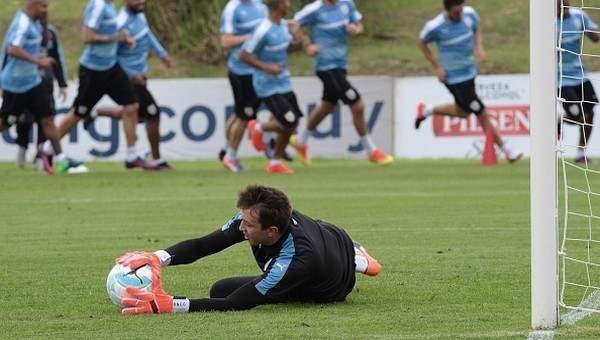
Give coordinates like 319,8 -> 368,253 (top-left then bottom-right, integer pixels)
482,126 -> 498,166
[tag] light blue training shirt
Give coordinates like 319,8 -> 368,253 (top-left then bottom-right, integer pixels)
294,0 -> 362,72
115,8 -> 167,79
419,6 -> 480,85
241,18 -> 292,98
0,10 -> 43,93
557,8 -> 599,87
79,0 -> 120,71
220,0 -> 267,76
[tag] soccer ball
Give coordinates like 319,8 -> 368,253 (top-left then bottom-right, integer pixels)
106,263 -> 153,308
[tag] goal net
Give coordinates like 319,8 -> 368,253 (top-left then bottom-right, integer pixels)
557,0 -> 600,319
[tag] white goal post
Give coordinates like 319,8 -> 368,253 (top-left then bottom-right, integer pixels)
530,0 -> 559,330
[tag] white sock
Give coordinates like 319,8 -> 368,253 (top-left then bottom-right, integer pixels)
226,147 -> 237,160
269,159 -> 282,165
297,129 -> 311,145
576,148 -> 585,158
42,140 -> 54,155
360,134 -> 377,154
126,147 -> 138,162
354,255 -> 368,274
56,153 -> 66,162
424,106 -> 434,117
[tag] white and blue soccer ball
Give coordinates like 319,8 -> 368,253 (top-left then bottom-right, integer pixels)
106,263 -> 153,308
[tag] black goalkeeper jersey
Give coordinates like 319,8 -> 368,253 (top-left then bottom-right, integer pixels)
164,210 -> 356,311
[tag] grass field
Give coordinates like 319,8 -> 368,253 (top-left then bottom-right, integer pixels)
0,158 -> 598,339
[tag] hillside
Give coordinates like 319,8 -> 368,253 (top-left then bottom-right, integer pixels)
0,1 -> 541,80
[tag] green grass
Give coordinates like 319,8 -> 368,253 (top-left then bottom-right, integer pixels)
0,158 -> 597,339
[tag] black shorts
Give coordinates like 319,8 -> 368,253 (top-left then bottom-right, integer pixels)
316,68 -> 361,106
72,64 -> 137,118
444,78 -> 485,115
134,83 -> 160,122
228,72 -> 261,121
0,83 -> 54,127
560,80 -> 598,122
262,92 -> 303,128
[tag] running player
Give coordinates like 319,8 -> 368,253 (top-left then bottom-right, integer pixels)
289,0 -> 393,166
11,21 -> 68,170
415,0 -> 523,163
218,0 -> 267,173
556,0 -> 600,164
116,184 -> 381,313
240,0 -> 306,174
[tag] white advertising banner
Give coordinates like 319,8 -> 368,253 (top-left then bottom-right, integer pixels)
0,76 -> 394,162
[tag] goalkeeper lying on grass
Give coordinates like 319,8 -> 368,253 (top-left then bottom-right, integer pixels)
116,184 -> 381,314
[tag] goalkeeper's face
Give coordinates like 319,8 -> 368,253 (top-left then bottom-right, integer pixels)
239,209 -> 280,246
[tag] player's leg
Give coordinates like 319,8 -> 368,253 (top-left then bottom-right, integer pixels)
15,111 -> 35,168
138,85 -> 173,171
209,276 -> 259,298
105,65 -> 147,169
353,241 -> 382,277
33,86 -> 86,174
580,80 -> 597,163
261,93 -> 302,174
415,82 -> 470,129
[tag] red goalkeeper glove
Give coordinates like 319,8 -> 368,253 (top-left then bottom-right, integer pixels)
121,287 -> 173,314
116,251 -> 164,294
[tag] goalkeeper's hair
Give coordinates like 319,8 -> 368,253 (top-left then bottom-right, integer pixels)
444,0 -> 465,11
237,184 -> 292,233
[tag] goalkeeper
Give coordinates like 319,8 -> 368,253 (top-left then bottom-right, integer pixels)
116,184 -> 381,314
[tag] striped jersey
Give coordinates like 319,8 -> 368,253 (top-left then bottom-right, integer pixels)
557,8 -> 599,87
419,6 -> 480,85
294,0 -> 362,71
241,18 -> 293,98
115,9 -> 167,79
220,0 -> 267,76
79,0 -> 120,71
0,10 -> 43,93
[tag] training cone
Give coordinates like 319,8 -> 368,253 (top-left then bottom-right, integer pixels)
482,126 -> 498,166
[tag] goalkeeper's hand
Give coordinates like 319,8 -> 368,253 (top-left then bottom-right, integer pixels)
121,287 -> 173,314
116,251 -> 164,294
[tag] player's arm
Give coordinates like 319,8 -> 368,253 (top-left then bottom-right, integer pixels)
82,26 -> 135,49
586,31 -> 600,43
473,29 -> 487,62
220,33 -> 249,50
147,30 -> 171,68
346,22 -> 363,36
239,50 -> 281,76
7,45 -> 54,69
122,276 -> 269,314
417,39 -> 446,83
48,28 -> 68,89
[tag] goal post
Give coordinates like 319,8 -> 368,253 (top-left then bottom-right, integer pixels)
530,0 -> 559,330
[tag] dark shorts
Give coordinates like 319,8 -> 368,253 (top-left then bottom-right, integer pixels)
72,64 -> 137,118
262,92 -> 303,128
444,78 -> 485,115
316,68 -> 361,106
228,72 -> 261,121
560,80 -> 598,123
133,83 -> 160,122
0,83 -> 54,127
